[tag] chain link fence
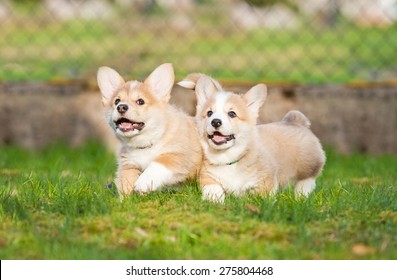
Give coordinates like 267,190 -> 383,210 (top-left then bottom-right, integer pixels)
1,0 -> 397,84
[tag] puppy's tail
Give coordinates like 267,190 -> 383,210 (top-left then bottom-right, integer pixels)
282,110 -> 311,128
177,73 -> 223,91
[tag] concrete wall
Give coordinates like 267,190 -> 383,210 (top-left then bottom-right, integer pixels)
0,82 -> 396,155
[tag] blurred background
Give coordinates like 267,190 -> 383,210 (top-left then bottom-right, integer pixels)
1,0 -> 397,84
0,0 -> 396,154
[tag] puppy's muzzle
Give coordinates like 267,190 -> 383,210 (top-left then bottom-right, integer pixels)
117,104 -> 128,114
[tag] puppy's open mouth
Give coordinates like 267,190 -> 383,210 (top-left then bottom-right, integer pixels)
208,131 -> 235,145
115,118 -> 145,132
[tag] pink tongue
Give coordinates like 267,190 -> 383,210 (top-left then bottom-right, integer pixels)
213,134 -> 227,142
119,122 -> 133,131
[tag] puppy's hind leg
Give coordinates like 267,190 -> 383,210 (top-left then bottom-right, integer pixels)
295,177 -> 316,197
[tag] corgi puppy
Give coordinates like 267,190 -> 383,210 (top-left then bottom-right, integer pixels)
178,74 -> 326,203
97,64 -> 201,196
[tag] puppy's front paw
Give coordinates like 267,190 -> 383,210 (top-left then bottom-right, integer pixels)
134,176 -> 153,194
202,184 -> 225,203
134,162 -> 173,194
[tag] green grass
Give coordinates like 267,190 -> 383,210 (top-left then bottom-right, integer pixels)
0,142 -> 396,259
1,12 -> 397,83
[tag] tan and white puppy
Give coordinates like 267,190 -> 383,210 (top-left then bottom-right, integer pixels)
97,64 -> 202,196
178,74 -> 326,203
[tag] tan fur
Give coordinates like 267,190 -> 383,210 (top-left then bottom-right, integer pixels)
179,74 -> 326,202
258,121 -> 325,185
97,64 -> 202,196
115,164 -> 141,194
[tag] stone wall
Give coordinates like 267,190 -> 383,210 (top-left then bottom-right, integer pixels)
0,82 -> 396,155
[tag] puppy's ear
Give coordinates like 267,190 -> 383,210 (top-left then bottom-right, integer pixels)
243,84 -> 267,118
195,75 -> 222,107
144,63 -> 174,103
97,67 -> 125,106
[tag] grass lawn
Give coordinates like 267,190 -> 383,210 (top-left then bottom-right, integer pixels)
0,141 -> 396,259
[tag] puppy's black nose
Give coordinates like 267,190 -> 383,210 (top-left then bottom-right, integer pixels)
211,118 -> 222,128
117,104 -> 128,114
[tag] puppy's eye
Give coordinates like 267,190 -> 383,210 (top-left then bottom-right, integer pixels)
228,111 -> 237,118
207,110 -> 213,117
114,98 -> 121,105
136,99 -> 145,105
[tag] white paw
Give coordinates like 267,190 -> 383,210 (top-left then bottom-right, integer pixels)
295,178 -> 316,197
134,162 -> 173,194
202,184 -> 225,203
134,176 -> 154,194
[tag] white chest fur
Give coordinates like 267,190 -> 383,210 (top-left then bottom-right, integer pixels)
121,144 -> 162,170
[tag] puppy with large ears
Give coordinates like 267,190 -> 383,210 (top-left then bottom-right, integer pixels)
179,74 -> 326,203
97,64 -> 202,196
